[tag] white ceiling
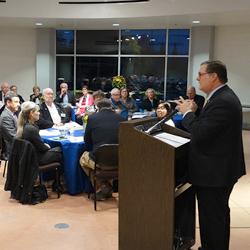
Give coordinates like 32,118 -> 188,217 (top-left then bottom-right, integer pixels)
1,0 -> 250,29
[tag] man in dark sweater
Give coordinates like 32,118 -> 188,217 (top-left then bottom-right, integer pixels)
186,86 -> 205,116
80,98 -> 125,200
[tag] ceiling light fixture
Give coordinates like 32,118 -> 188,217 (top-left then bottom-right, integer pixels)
35,22 -> 43,26
192,20 -> 200,24
112,23 -> 120,27
59,0 -> 149,4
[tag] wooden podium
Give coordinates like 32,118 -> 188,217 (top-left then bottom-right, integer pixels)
119,117 -> 195,250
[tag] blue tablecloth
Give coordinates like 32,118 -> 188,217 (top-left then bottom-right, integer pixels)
41,128 -> 91,195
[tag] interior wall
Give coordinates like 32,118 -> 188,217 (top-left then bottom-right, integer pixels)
189,26 -> 214,97
0,27 -> 36,101
36,28 -> 55,92
213,25 -> 250,105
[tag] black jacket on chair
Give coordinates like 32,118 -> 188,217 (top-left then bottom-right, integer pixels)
5,138 -> 39,204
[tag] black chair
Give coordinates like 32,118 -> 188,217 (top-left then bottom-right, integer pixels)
90,144 -> 119,211
39,162 -> 61,199
5,138 -> 61,204
0,129 -> 8,178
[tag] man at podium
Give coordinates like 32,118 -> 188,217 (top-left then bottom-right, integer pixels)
176,60 -> 246,250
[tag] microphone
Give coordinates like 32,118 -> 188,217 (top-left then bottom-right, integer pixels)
145,108 -> 178,134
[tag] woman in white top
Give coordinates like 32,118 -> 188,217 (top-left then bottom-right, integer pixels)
156,101 -> 175,127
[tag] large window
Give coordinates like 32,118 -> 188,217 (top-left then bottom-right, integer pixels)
168,29 -> 190,55
76,30 -> 119,55
166,57 -> 189,99
121,29 -> 166,55
56,29 -> 190,100
121,57 -> 164,92
76,57 -> 118,90
56,56 -> 74,91
56,30 -> 74,54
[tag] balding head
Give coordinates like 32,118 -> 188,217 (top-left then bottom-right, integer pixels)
1,82 -> 10,94
43,88 -> 54,105
111,88 -> 120,102
186,86 -> 196,99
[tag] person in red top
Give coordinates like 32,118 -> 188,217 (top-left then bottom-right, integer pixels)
76,85 -> 94,123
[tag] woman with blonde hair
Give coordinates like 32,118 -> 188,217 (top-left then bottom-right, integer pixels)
30,86 -> 43,104
16,101 -> 62,165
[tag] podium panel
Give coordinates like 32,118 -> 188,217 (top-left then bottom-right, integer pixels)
119,117 -> 195,250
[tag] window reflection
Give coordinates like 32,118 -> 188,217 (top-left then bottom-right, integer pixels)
121,57 -> 165,98
56,56 -> 74,91
76,57 -> 118,91
166,57 -> 188,99
56,30 -> 74,54
76,30 -> 119,55
121,29 -> 166,55
168,29 -> 190,55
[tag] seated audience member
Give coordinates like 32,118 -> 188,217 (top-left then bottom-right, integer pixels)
76,85 -> 94,119
0,91 -> 20,155
10,84 -> 25,104
16,101 -> 63,193
30,86 -> 43,104
156,101 -> 175,127
80,98 -> 126,201
110,88 -> 127,118
55,82 -> 76,106
0,82 -> 10,114
0,81 -> 10,102
16,101 -> 62,165
142,88 -> 159,111
186,86 -> 205,116
120,87 -> 138,116
92,90 -> 105,109
36,88 -> 70,129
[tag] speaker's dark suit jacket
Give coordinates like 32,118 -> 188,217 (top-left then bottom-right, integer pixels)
36,102 -> 70,129
182,84 -> 245,187
84,109 -> 126,159
193,94 -> 205,116
55,91 -> 76,106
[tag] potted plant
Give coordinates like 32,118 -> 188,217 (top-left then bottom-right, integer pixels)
112,75 -> 126,89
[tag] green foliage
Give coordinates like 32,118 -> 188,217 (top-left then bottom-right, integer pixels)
112,75 -> 126,89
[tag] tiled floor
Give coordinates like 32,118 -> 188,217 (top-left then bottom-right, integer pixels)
0,131 -> 249,250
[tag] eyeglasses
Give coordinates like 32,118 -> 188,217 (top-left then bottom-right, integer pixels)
198,72 -> 210,77
156,106 -> 166,110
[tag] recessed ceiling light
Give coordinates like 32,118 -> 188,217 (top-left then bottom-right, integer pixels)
192,20 -> 200,24
35,22 -> 43,26
112,23 -> 120,27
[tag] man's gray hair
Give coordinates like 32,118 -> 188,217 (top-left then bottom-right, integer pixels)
4,91 -> 18,104
43,88 -> 53,95
111,88 -> 120,95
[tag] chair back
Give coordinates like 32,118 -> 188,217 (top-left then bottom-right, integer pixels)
0,126 -> 2,156
4,138 -> 39,204
0,126 -> 7,160
94,144 -> 119,169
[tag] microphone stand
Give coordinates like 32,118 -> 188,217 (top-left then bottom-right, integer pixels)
145,109 -> 178,134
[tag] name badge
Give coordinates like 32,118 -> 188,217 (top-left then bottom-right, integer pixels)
61,113 -> 66,118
